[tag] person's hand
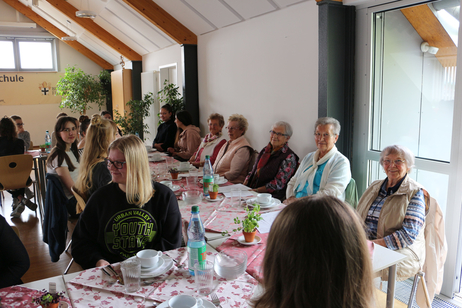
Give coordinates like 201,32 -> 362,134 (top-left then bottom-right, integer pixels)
191,162 -> 200,168
283,196 -> 296,205
167,147 -> 175,154
154,143 -> 163,151
96,259 -> 110,267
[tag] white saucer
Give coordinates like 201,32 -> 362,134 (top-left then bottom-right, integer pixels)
237,235 -> 261,246
171,185 -> 181,192
246,197 -> 281,209
141,257 -> 165,272
130,255 -> 174,278
177,166 -> 194,172
215,178 -> 228,185
206,195 -> 224,202
149,157 -> 165,162
157,299 -> 215,308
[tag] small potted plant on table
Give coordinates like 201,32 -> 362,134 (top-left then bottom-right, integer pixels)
39,144 -> 47,153
169,167 -> 179,179
222,204 -> 262,242
209,184 -> 219,199
32,289 -> 65,308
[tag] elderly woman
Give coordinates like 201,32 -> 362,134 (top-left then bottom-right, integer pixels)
252,195 -> 374,308
285,117 -> 351,204
213,114 -> 252,184
72,135 -> 182,269
357,145 -> 427,281
244,121 -> 299,201
167,110 -> 201,162
189,113 -> 227,168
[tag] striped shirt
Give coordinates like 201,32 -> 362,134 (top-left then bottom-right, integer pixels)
365,177 -> 425,250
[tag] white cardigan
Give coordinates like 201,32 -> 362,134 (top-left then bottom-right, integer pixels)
286,148 -> 351,201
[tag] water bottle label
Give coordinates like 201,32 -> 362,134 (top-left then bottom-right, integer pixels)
203,178 -> 214,196
188,245 -> 206,270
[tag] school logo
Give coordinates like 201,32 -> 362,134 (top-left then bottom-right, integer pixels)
38,81 -> 56,95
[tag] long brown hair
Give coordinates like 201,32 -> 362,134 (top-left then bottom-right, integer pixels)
0,116 -> 17,140
252,195 -> 374,308
47,116 -> 80,171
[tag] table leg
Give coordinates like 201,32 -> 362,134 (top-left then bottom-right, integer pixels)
386,264 -> 397,308
33,158 -> 44,222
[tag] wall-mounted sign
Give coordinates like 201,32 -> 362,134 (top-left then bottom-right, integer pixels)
0,73 -> 61,105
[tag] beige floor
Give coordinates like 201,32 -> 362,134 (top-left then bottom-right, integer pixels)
375,289 -> 407,308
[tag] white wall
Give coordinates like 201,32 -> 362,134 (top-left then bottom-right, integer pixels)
1,40 -> 103,147
142,1 -> 318,158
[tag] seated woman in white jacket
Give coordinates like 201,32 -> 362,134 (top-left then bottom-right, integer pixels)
284,117 -> 351,204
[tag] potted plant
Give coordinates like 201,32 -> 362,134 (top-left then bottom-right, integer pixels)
169,167 -> 180,179
32,289 -> 65,308
209,184 -> 219,199
56,65 -> 107,115
39,144 -> 47,153
114,92 -> 154,140
157,80 -> 185,125
222,204 -> 262,242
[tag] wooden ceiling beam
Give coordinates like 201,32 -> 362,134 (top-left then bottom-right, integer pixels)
401,4 -> 457,67
46,0 -> 142,61
122,0 -> 197,45
2,0 -> 113,70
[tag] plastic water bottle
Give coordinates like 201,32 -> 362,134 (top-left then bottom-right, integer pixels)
45,131 -> 51,153
187,205 -> 206,276
202,155 -> 214,197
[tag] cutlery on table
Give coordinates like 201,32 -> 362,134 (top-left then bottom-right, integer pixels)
210,292 -> 222,308
105,265 -> 124,285
173,254 -> 188,269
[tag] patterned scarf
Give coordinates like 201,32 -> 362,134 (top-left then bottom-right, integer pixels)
193,132 -> 222,163
255,142 -> 284,176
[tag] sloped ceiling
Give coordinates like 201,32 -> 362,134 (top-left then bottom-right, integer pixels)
0,0 -> 308,68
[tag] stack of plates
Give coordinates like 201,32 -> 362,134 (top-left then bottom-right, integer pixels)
245,197 -> 281,209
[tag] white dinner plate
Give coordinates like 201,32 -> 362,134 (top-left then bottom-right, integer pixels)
215,178 -> 228,185
177,165 -> 195,172
141,257 -> 165,272
206,195 -> 224,202
157,299 -> 215,308
128,255 -> 173,278
237,235 -> 262,246
246,197 -> 281,209
149,157 -> 165,162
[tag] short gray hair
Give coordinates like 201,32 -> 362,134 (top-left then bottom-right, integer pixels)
379,145 -> 415,172
228,114 -> 248,134
272,121 -> 293,137
314,117 -> 341,135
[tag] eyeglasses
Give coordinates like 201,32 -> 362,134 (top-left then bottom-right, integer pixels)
106,158 -> 126,169
383,159 -> 405,166
314,133 -> 334,139
16,123 -> 24,127
226,126 -> 240,131
269,130 -> 288,137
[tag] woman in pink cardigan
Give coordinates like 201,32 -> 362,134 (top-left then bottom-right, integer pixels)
213,114 -> 252,184
167,110 -> 201,162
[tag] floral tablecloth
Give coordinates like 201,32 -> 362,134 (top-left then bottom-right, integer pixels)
65,247 -> 258,307
0,285 -> 72,308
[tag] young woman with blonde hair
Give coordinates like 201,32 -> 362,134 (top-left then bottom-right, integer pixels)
252,195 -> 374,308
72,135 -> 182,269
75,114 -> 116,202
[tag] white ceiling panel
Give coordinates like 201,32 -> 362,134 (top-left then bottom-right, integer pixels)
78,31 -> 120,64
154,0 -> 216,35
223,0 -> 278,19
273,0 -> 308,8
184,0 -> 241,29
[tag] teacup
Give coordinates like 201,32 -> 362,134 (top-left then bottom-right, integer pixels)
179,162 -> 190,169
152,153 -> 162,160
257,193 -> 271,204
160,181 -> 173,189
168,295 -> 203,308
145,145 -> 152,152
136,249 -> 162,268
213,174 -> 220,183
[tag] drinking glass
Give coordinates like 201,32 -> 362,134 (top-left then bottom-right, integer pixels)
231,189 -> 242,208
194,260 -> 215,296
120,258 -> 141,293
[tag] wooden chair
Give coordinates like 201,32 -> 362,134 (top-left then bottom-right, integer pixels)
0,155 -> 34,213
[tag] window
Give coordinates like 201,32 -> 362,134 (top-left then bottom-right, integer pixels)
0,38 -> 58,72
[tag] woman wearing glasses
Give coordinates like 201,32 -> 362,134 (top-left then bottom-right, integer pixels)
356,145 -> 427,281
10,115 -> 30,150
213,114 -> 253,184
244,121 -> 299,201
46,116 -> 80,216
75,114 -> 116,203
72,135 -> 182,269
285,117 -> 351,204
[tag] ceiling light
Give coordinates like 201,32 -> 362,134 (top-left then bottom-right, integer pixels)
421,42 -> 439,55
62,20 -> 77,41
75,10 -> 97,19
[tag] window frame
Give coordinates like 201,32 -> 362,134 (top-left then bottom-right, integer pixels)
0,37 -> 58,72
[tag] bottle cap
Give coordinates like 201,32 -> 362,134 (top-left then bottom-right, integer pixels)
205,155 -> 210,159
191,205 -> 199,213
